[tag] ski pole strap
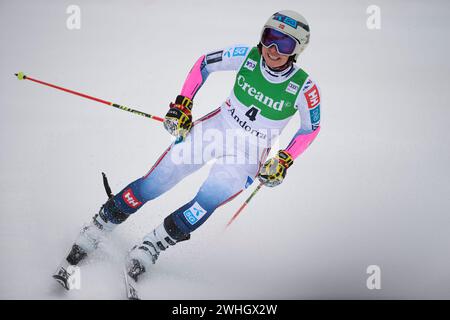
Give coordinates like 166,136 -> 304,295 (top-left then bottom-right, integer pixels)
102,172 -> 113,199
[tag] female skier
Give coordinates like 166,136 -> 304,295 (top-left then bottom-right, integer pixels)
54,10 -> 321,291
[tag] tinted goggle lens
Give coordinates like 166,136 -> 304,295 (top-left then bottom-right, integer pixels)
261,28 -> 297,55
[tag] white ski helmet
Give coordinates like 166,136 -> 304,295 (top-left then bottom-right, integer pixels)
261,10 -> 310,59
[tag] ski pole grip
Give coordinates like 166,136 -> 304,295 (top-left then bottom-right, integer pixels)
102,172 -> 113,199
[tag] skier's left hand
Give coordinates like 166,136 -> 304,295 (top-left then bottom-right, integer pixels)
258,150 -> 294,187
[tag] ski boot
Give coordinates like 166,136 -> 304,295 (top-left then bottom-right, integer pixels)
53,173 -> 129,290
123,216 -> 190,299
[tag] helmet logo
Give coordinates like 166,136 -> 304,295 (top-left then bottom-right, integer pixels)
278,24 -> 285,30
273,13 -> 298,29
272,12 -> 310,32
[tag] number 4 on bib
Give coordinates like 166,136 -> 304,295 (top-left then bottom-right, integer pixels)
245,106 -> 259,121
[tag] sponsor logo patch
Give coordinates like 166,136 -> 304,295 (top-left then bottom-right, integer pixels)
244,58 -> 257,71
183,202 -> 207,225
305,84 -> 320,109
223,48 -> 232,58
206,50 -> 223,64
224,46 -> 249,58
303,79 -> 312,91
236,75 -> 285,111
286,81 -> 300,95
245,176 -> 254,189
273,13 -> 309,32
309,105 -> 321,124
227,107 -> 267,139
233,46 -> 249,57
273,13 -> 299,29
122,188 -> 142,209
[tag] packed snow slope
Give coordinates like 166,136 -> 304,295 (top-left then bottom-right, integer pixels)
1,0 -> 449,299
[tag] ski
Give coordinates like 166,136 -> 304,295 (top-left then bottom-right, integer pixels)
53,244 -> 86,290
53,263 -> 72,290
52,259 -> 81,291
123,268 -> 140,300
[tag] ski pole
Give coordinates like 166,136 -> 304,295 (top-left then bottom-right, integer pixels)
14,72 -> 164,122
226,182 -> 264,228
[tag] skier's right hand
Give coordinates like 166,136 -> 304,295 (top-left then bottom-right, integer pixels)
164,95 -> 193,141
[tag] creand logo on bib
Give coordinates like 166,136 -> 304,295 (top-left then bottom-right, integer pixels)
236,75 -> 285,111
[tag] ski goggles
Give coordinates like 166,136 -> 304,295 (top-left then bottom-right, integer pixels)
261,27 -> 297,55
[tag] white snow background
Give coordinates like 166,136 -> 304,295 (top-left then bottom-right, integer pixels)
0,0 -> 449,299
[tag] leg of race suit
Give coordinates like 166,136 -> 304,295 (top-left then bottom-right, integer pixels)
108,107 -> 223,216
127,149 -> 269,275
69,109 -> 222,264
